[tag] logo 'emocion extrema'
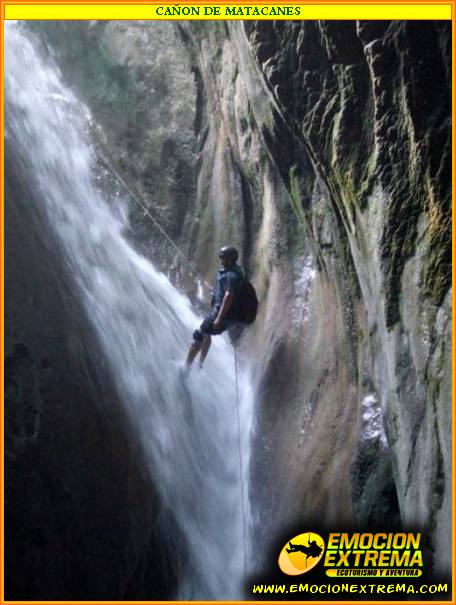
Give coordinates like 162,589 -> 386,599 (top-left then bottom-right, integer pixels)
278,532 -> 325,576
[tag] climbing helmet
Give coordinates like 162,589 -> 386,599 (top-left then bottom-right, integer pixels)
218,245 -> 239,262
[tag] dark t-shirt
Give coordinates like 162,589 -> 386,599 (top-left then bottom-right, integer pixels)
213,264 -> 244,318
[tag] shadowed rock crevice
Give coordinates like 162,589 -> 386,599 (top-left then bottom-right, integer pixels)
5,151 -> 178,600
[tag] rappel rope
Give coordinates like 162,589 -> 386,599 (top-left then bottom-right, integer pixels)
99,154 -> 211,292
100,153 -> 249,579
234,344 -> 249,580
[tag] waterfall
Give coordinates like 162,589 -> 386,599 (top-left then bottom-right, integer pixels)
5,23 -> 253,600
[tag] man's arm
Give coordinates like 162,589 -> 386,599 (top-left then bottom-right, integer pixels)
214,290 -> 234,327
214,270 -> 239,328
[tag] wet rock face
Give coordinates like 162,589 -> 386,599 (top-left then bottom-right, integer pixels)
178,21 -> 451,574
5,154 -> 177,600
241,20 -> 451,573
245,21 -> 451,323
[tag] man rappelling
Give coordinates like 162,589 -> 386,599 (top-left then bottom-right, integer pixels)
185,245 -> 256,370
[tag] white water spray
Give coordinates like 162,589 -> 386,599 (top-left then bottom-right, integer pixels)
5,23 -> 253,600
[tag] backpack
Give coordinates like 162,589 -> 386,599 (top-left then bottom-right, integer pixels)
237,280 -> 258,324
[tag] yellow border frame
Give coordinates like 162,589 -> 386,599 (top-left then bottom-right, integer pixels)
1,9 -> 5,605
1,4 -> 453,19
0,1 -> 454,604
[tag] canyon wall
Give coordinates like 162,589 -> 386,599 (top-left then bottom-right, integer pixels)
12,20 -> 452,588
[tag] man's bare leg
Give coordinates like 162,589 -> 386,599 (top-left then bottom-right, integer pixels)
198,334 -> 212,368
186,341 -> 202,370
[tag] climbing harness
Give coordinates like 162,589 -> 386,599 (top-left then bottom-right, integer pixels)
101,153 -> 249,580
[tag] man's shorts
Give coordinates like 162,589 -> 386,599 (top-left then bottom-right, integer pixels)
193,307 -> 235,343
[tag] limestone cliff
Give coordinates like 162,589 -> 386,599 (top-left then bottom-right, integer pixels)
244,21 -> 451,574
176,21 -> 452,577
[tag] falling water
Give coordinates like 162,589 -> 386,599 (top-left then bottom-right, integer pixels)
5,23 -> 253,600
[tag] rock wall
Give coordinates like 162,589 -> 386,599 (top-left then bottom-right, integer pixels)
173,21 -> 451,575
20,19 -> 452,581
239,21 -> 452,574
